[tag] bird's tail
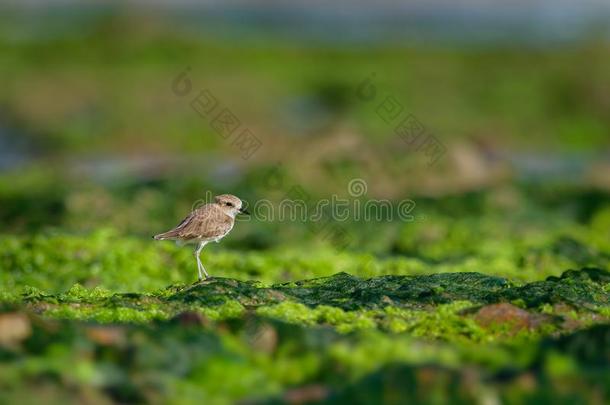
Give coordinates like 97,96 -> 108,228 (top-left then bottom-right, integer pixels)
153,230 -> 179,241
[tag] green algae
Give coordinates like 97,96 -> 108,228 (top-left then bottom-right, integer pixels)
2,194 -> 609,296
1,308 -> 608,405
1,33 -> 610,404
1,231 -> 610,403
7,268 -> 609,343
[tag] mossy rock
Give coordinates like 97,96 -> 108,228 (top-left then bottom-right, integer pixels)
168,267 -> 610,311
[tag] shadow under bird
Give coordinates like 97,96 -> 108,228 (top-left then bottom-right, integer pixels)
153,194 -> 250,280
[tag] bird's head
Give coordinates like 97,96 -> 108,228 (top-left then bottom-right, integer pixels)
214,194 -> 250,218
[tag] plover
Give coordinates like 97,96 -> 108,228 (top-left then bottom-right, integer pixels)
153,194 -> 249,280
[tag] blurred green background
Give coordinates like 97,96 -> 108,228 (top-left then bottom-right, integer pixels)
1,4 -> 609,281
1,2 -> 610,404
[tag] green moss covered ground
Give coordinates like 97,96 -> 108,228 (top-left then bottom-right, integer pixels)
1,21 -> 610,403
1,230 -> 609,404
1,184 -> 610,404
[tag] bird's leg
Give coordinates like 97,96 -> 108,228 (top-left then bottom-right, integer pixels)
199,260 -> 209,280
196,257 -> 203,281
194,241 -> 209,280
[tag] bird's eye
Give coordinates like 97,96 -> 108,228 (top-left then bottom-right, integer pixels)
226,202 -> 233,207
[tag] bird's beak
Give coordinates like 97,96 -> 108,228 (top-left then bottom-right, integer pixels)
239,207 -> 250,216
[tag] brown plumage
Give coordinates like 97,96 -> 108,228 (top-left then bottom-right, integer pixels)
153,194 -> 249,280
153,204 -> 233,242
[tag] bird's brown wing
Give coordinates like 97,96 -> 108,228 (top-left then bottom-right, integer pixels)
154,204 -> 233,241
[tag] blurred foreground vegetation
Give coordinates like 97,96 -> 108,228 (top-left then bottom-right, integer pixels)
1,257 -> 610,404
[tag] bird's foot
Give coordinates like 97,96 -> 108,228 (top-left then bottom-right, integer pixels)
193,276 -> 213,284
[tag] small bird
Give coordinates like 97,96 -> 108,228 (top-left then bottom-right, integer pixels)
153,194 -> 250,280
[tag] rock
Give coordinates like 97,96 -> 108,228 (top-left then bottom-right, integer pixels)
283,384 -> 329,404
171,311 -> 210,327
167,268 -> 610,311
248,322 -> 278,354
474,303 -> 540,332
0,312 -> 31,346
86,326 -> 126,346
